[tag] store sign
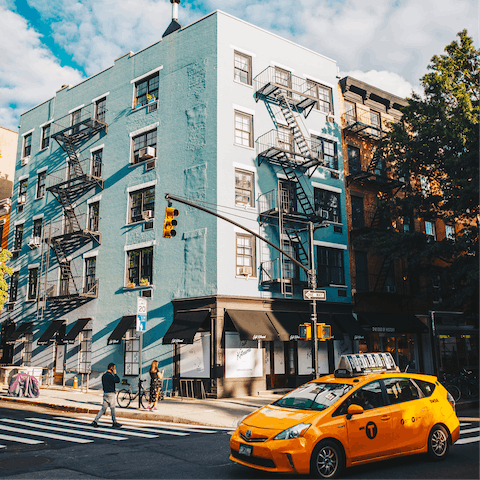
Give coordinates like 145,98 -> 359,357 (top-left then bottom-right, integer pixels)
335,352 -> 398,377
372,326 -> 395,333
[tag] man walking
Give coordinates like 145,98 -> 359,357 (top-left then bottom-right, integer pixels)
91,363 -> 122,428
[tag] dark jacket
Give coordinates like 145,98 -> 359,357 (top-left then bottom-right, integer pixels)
101,371 -> 120,393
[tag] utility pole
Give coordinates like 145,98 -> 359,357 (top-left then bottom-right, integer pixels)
309,221 -> 319,379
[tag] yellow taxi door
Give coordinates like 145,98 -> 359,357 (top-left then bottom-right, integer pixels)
383,377 -> 430,452
344,381 -> 394,462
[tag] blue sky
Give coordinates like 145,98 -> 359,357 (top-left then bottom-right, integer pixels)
0,0 -> 478,131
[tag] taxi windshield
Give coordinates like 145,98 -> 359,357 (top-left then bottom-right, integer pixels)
273,382 -> 353,411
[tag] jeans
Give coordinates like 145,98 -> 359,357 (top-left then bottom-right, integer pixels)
94,392 -> 116,423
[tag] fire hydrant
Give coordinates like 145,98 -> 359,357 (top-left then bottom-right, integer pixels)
73,376 -> 78,389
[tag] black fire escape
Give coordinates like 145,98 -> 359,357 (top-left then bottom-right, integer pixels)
254,67 -> 327,295
45,104 -> 106,302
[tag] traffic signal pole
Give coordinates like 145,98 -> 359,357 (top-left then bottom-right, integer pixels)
309,221 -> 319,379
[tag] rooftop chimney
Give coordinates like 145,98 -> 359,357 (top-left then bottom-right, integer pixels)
163,0 -> 182,38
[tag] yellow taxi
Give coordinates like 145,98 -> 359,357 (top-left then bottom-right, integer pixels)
230,353 -> 460,478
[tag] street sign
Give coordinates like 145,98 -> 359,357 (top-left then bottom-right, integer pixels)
303,289 -> 327,301
136,297 -> 147,332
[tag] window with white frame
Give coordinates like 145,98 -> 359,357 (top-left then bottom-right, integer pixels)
344,101 -> 356,125
85,257 -> 97,293
124,328 -> 140,376
277,124 -> 293,152
22,333 -> 33,366
132,129 -> 157,164
236,234 -> 255,276
134,73 -> 159,108
14,224 -> 23,251
306,80 -> 332,114
41,124 -> 51,149
127,247 -> 153,286
445,225 -> 455,240
23,133 -> 32,158
95,97 -> 107,123
425,221 -> 436,240
91,149 -> 103,177
312,136 -> 338,170
234,51 -> 252,85
235,169 -> 254,207
71,109 -> 81,134
9,271 -> 19,302
79,328 -> 92,374
33,218 -> 42,239
314,188 -> 340,223
28,267 -> 39,300
370,111 -> 381,137
317,246 -> 345,286
18,179 -> 28,204
36,171 -> 46,199
88,201 -> 100,232
275,67 -> 291,90
234,111 -> 253,147
129,187 -> 155,223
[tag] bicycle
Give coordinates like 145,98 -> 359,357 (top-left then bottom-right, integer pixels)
117,378 -> 150,409
439,372 -> 461,403
456,368 -> 479,399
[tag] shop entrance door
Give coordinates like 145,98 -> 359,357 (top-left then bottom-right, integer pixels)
53,343 -> 65,385
266,342 -> 287,389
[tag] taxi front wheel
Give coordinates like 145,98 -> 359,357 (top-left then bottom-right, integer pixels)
427,424 -> 449,461
311,440 -> 344,479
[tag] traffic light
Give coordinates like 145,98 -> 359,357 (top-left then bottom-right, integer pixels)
299,323 -> 311,340
318,323 -> 332,341
298,323 -> 332,341
163,206 -> 179,238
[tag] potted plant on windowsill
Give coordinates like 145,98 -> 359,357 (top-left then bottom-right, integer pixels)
146,94 -> 156,104
139,278 -> 150,287
126,282 -> 136,288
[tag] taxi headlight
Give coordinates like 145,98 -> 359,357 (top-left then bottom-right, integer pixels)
273,423 -> 311,440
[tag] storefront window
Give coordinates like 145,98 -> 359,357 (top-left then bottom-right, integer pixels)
438,334 -> 479,373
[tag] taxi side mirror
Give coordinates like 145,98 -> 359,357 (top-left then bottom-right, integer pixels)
346,404 -> 364,420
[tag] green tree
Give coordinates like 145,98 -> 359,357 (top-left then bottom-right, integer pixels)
0,248 -> 13,310
357,30 -> 479,312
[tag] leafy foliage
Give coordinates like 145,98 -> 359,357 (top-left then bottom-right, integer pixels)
0,248 -> 13,310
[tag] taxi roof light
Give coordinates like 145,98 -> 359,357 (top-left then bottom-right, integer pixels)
334,352 -> 400,378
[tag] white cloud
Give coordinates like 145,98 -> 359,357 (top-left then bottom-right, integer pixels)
0,6 -> 84,131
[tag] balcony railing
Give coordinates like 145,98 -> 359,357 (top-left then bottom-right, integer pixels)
258,189 -> 302,216
51,104 -> 107,140
47,157 -> 103,190
260,258 -> 308,284
46,214 -> 100,241
342,110 -> 385,139
45,278 -> 98,301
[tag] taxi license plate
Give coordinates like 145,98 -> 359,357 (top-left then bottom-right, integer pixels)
239,444 -> 252,456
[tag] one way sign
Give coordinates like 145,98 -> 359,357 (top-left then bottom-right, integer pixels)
303,289 -> 327,301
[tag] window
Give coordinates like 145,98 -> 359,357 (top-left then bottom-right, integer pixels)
370,111 -> 381,138
91,149 -> 103,177
274,67 -> 291,90
347,145 -> 361,174
36,171 -> 46,199
445,225 -> 455,240
234,111 -> 253,147
135,73 -> 159,107
127,247 -> 153,285
18,179 -> 28,203
425,221 -> 436,240
124,328 -> 140,376
344,101 -> 356,125
311,136 -> 337,170
317,246 -> 345,286
383,378 -> 420,405
384,262 -> 396,293
41,124 -> 51,149
23,133 -> 32,158
432,274 -> 442,302
95,97 -> 107,123
23,333 -> 33,366
279,180 -> 296,213
132,129 -> 157,164
236,234 -> 255,276
88,201 -> 100,232
355,251 -> 369,293
33,218 -> 42,238
85,257 -> 97,293
314,188 -> 340,223
277,125 -> 293,152
59,263 -> 71,296
235,169 -> 254,207
28,267 -> 39,300
14,224 -> 24,250
351,196 -> 365,229
79,329 -> 92,374
129,187 -> 155,223
9,271 -> 19,302
307,80 -> 332,114
282,241 -> 298,280
334,381 -> 385,416
71,109 -> 81,134
414,379 -> 436,397
403,215 -> 413,233
234,51 -> 252,85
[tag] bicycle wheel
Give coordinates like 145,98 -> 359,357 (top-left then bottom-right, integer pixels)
117,389 -> 132,408
446,384 -> 461,403
140,391 -> 150,409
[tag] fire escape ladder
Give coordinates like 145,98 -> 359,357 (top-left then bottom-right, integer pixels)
370,192 -> 389,230
284,228 -> 310,270
56,134 -> 85,178
373,257 -> 392,293
278,204 -> 293,297
49,239 -> 79,296
56,189 -> 81,233
280,165 -> 316,218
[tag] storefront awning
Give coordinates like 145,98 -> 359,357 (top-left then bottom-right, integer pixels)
162,311 -> 209,345
5,322 -> 33,345
356,312 -> 428,334
63,318 -> 91,345
107,316 -> 135,345
226,310 -> 280,341
333,314 -> 365,340
266,312 -> 302,341
37,320 -> 66,345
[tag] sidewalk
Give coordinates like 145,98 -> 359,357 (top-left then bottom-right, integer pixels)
0,386 -> 477,428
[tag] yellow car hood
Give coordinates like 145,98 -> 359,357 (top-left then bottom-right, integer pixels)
243,405 -> 320,431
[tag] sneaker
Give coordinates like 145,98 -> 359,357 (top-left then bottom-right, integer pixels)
112,422 -> 122,428
145,406 -> 151,410
151,407 -> 157,411
91,421 -> 98,428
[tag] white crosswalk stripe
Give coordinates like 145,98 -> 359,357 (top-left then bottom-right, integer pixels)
456,436 -> 480,445
459,427 -> 480,435
456,423 -> 480,445
0,433 -> 43,445
0,422 -> 92,444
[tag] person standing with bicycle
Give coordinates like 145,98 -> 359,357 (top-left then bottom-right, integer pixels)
91,363 -> 122,428
146,360 -> 163,411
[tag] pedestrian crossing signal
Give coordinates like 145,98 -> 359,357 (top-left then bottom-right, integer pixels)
298,323 -> 331,341
299,323 -> 311,340
163,207 -> 179,238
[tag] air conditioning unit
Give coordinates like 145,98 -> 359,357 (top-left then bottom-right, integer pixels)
28,236 -> 41,249
142,210 -> 154,220
238,266 -> 253,276
17,195 -> 26,205
21,157 -> 29,166
139,147 -> 155,160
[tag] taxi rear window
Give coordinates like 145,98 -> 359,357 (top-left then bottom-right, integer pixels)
414,379 -> 436,397
273,383 -> 352,411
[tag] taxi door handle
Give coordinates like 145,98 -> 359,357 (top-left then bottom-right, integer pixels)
381,415 -> 390,421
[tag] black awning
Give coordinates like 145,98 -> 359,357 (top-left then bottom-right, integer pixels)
333,314 -> 365,340
356,312 -> 428,334
5,322 -> 33,345
37,320 -> 66,345
108,316 -> 135,345
226,310 -> 280,341
162,311 -> 209,345
266,312 -> 302,341
63,318 -> 91,345
298,313 -> 343,340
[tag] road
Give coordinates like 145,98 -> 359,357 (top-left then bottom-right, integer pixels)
0,405 -> 477,479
